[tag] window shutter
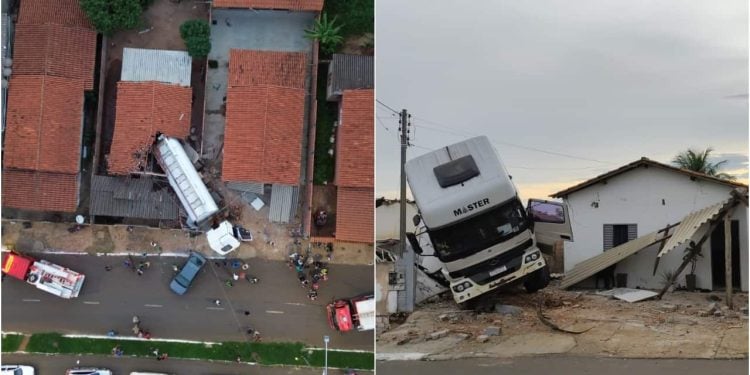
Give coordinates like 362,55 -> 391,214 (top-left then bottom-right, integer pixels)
627,224 -> 637,241
603,224 -> 613,250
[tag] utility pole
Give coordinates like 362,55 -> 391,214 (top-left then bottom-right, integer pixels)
399,109 -> 410,255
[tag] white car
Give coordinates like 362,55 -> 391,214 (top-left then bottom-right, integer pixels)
1,365 -> 34,375
66,368 -> 112,375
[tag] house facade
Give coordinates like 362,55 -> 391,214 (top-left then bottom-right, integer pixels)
552,158 -> 748,291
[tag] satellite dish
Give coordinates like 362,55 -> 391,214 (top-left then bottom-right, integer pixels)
75,215 -> 85,225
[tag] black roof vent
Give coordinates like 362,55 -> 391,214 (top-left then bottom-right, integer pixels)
433,155 -> 480,188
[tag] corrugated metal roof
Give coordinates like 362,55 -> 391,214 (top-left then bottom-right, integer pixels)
268,184 -> 298,223
156,136 -> 218,225
656,199 -> 731,258
121,48 -> 192,87
89,175 -> 179,220
226,181 -> 264,194
329,54 -> 374,97
559,231 -> 661,289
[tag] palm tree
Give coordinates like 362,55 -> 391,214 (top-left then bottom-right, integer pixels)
672,147 -> 735,180
305,13 -> 344,55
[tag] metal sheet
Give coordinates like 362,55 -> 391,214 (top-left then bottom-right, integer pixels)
559,231 -> 661,289
226,181 -> 264,194
596,288 -> 658,303
329,54 -> 374,97
121,48 -> 192,87
656,199 -> 730,258
268,184 -> 298,223
89,175 -> 179,220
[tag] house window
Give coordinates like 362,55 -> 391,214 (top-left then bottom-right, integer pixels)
603,224 -> 637,250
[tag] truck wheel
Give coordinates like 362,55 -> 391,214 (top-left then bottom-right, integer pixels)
524,266 -> 550,293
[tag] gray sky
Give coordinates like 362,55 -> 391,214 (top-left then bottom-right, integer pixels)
376,0 -> 748,201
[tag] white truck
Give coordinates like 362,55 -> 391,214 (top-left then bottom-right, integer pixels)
405,136 -> 573,307
2,251 -> 85,299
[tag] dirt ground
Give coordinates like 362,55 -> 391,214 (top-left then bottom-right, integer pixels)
340,33 -> 374,55
311,185 -> 337,237
378,287 -> 748,360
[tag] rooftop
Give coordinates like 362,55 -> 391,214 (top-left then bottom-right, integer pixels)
3,75 -> 85,174
551,157 -> 748,198
121,48 -> 192,87
11,23 -> 97,90
18,0 -> 93,28
328,54 -> 374,97
335,187 -> 374,243
108,81 -> 192,175
2,170 -> 79,212
335,89 -> 374,188
212,0 -> 323,11
228,49 -> 307,88
89,175 -> 180,220
222,85 -> 305,185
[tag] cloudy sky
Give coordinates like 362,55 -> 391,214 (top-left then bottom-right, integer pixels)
376,0 -> 748,201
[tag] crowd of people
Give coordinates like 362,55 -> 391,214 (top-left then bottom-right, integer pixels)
288,246 -> 330,301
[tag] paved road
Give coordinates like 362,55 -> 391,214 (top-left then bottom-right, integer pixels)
2,353 -> 370,375
377,357 -> 748,375
2,253 -> 373,350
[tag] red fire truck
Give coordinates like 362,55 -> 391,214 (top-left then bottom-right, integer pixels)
2,252 -> 85,299
326,295 -> 375,332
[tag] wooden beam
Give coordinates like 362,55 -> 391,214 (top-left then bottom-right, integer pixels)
725,216 -> 733,309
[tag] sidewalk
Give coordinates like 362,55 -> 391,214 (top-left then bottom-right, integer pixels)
1,219 -> 373,265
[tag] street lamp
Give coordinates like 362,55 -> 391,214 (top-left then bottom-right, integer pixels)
323,335 -> 330,375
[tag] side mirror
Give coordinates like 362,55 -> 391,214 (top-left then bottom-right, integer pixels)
406,232 -> 423,255
412,214 -> 421,226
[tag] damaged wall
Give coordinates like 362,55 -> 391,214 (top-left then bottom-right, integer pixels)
562,166 -> 748,291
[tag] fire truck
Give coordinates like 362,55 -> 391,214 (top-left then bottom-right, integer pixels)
326,294 -> 375,332
2,252 -> 85,299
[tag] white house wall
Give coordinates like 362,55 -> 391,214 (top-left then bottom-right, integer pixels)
563,166 -> 747,291
376,202 -> 418,241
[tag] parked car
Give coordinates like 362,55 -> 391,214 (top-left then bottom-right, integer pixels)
170,251 -> 207,295
65,368 -> 112,375
1,365 -> 35,375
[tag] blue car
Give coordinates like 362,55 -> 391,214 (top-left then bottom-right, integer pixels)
170,252 -> 207,295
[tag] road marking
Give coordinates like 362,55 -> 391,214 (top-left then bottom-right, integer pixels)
284,302 -> 306,306
22,299 -> 40,302
265,310 -> 285,314
206,307 -> 225,311
83,301 -> 100,305
144,304 -> 162,308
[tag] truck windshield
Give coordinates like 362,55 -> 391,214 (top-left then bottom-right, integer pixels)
428,198 -> 529,262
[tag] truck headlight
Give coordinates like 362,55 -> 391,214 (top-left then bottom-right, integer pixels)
452,281 -> 472,293
524,252 -> 540,263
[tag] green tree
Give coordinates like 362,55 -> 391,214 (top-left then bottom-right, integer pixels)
672,147 -> 735,180
80,0 -> 142,36
305,13 -> 344,55
180,20 -> 211,58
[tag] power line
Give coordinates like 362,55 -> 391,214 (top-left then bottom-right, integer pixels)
376,99 -> 401,115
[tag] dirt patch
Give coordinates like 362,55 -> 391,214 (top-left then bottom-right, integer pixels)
378,288 -> 749,359
340,33 -> 374,55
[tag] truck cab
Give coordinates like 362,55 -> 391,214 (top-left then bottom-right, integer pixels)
405,136 -> 573,305
326,295 -> 375,332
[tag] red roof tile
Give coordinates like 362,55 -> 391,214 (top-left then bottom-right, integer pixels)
212,0 -> 323,11
12,24 -> 98,90
222,85 -> 305,185
2,170 -> 79,212
335,89 -> 374,188
3,75 -> 85,174
228,50 -> 307,89
18,0 -> 93,28
108,82 -> 192,175
335,187 -> 374,243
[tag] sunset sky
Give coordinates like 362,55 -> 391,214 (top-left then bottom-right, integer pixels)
375,0 -> 748,202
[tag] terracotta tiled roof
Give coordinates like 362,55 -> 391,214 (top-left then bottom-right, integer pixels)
335,89 -> 374,188
3,75 -> 85,174
212,0 -> 323,11
222,85 -> 305,185
335,187 -> 374,243
228,50 -> 307,89
18,0 -> 93,28
2,169 -> 79,212
12,24 -> 98,90
108,82 -> 192,175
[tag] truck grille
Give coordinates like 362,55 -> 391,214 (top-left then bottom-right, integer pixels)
448,238 -> 532,280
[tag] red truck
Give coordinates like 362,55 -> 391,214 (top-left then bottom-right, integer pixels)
326,295 -> 375,332
2,252 -> 85,299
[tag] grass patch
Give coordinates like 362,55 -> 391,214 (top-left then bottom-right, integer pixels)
24,333 -> 373,370
323,0 -> 374,39
313,66 -> 337,185
2,334 -> 24,352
